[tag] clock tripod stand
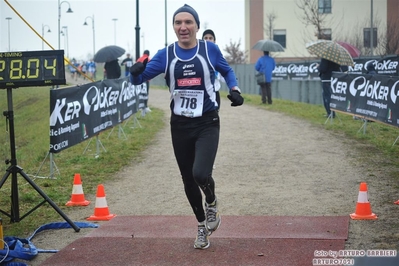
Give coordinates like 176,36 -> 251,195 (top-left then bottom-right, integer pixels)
0,87 -> 80,232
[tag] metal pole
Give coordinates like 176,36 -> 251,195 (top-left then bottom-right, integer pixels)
42,24 -> 45,50
6,17 -> 12,51
42,25 -> 51,50
92,15 -> 96,57
165,0 -> 167,47
135,0 -> 140,60
58,0 -> 61,50
112,18 -> 118,45
58,1 -> 73,50
370,0 -> 374,56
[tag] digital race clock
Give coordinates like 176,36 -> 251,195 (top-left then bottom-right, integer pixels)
0,50 -> 66,89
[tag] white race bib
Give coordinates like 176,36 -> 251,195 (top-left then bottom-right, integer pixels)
173,90 -> 204,117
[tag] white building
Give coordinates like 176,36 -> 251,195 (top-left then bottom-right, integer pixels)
245,0 -> 396,63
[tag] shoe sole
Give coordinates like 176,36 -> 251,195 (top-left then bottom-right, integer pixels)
194,241 -> 210,249
207,216 -> 221,235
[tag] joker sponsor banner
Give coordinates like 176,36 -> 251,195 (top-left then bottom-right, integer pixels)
330,72 -> 399,127
49,77 -> 140,153
272,55 -> 399,80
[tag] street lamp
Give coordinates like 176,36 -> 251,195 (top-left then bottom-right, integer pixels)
58,0 -> 73,50
112,18 -> 118,45
61,26 -> 69,58
6,17 -> 12,51
83,15 -> 96,58
135,0 -> 140,60
42,24 -> 51,50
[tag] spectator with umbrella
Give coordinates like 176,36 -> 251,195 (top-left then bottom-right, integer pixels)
252,40 -> 282,104
255,51 -> 276,104
306,40 -> 355,119
94,45 -> 125,79
317,58 -> 340,118
104,58 -> 121,79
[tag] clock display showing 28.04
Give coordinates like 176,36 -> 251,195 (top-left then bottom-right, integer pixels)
0,50 -> 66,89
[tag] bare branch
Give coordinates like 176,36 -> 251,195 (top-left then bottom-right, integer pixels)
223,39 -> 247,64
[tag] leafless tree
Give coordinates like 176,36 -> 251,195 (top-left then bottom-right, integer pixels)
295,0 -> 328,39
223,39 -> 247,65
381,17 -> 399,55
264,11 -> 277,39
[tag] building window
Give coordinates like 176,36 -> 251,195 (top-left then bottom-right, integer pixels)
318,29 -> 332,40
318,0 -> 332,14
363,28 -> 378,48
273,29 -> 286,48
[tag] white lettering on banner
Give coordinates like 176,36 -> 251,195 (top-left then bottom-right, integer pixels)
348,62 -> 364,73
100,108 -> 118,118
50,98 -> 81,126
273,65 -> 288,74
119,81 -> 138,103
93,121 -> 113,134
82,85 -> 120,115
50,140 -> 69,151
355,108 -> 378,117
123,110 -> 132,120
127,99 -> 136,107
50,121 -> 80,137
366,100 -> 388,109
349,76 -> 389,101
390,80 -> 399,104
331,95 -> 346,102
308,62 -> 319,73
331,78 -> 347,94
375,59 -> 398,71
287,64 -> 309,74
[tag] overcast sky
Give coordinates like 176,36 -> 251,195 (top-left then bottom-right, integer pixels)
1,0 -> 245,61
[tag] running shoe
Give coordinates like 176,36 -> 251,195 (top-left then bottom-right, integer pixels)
206,198 -> 221,234
194,225 -> 210,249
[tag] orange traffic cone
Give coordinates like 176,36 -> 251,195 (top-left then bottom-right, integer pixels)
350,182 -> 377,220
87,184 -> 116,221
66,173 -> 90,206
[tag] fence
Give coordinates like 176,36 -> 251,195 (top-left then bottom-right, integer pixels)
149,55 -> 399,106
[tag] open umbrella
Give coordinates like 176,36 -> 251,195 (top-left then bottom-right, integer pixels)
336,41 -> 361,58
94,45 -> 125,63
306,40 -> 354,66
252,40 -> 284,52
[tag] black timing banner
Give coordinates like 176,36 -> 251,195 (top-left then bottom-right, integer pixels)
330,72 -> 399,127
49,77 -> 140,153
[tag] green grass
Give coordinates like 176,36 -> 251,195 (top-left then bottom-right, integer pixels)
0,87 -> 398,238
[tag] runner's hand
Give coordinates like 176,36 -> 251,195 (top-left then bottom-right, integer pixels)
130,58 -> 148,77
227,90 -> 244,107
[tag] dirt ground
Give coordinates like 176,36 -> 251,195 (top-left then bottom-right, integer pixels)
22,81 -> 399,265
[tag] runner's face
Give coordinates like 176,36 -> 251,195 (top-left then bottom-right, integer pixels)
203,34 -> 215,43
173,12 -> 198,48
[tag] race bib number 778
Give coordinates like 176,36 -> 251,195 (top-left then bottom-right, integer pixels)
172,90 -> 204,117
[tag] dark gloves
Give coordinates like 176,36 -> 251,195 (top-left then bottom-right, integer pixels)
130,58 -> 148,77
227,90 -> 244,107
